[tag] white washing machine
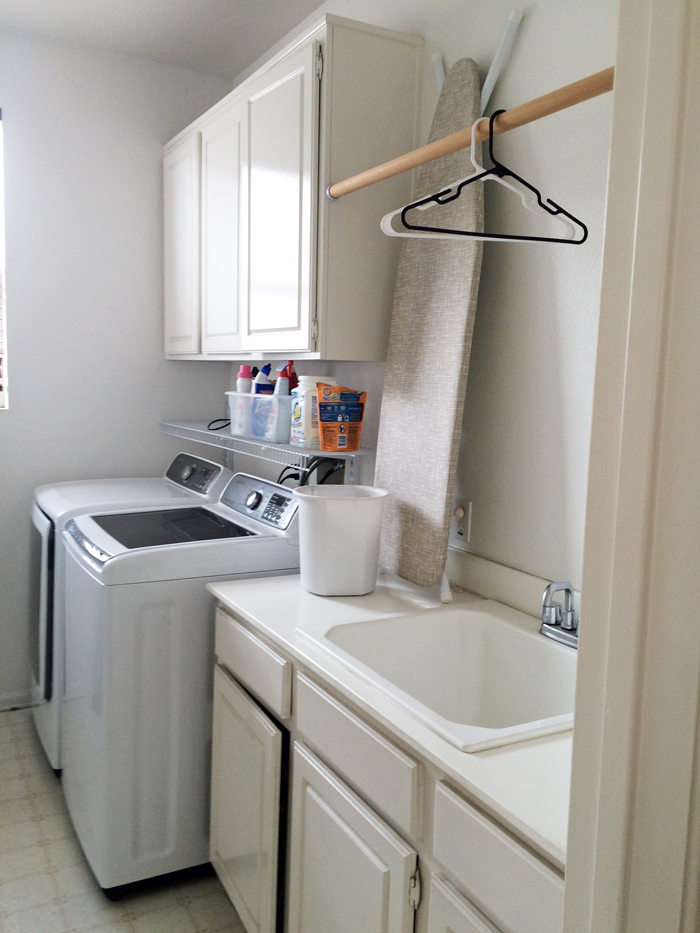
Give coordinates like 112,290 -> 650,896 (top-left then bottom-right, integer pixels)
60,473 -> 300,892
31,453 -> 233,769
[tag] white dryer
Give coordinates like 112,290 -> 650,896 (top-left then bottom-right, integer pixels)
31,453 -> 232,769
60,473 -> 299,892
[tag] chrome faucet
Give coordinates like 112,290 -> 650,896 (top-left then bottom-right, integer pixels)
540,581 -> 579,648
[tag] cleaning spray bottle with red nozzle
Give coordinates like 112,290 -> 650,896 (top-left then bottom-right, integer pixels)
273,361 -> 297,395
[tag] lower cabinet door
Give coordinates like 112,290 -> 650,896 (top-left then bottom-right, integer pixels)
210,664 -> 282,933
428,875 -> 502,933
288,742 -> 418,933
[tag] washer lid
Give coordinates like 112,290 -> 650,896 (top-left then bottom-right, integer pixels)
91,507 -> 254,550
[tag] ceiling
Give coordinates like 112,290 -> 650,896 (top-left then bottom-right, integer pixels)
0,0 -> 326,78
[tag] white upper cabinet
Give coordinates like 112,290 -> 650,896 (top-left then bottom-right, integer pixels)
200,98 -> 245,354
163,16 -> 422,361
163,133 -> 200,354
240,42 -> 318,353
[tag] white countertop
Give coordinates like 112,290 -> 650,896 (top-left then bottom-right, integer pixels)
208,574 -> 571,871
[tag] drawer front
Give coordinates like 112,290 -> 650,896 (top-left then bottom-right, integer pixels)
215,608 -> 292,719
433,782 -> 564,933
295,673 -> 421,837
429,874 -> 502,933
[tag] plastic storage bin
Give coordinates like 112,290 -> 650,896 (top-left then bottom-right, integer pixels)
226,391 -> 292,443
292,485 -> 389,596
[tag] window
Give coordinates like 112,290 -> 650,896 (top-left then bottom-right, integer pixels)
0,110 -> 5,408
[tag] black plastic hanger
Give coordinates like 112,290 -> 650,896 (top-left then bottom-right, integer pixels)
382,111 -> 588,244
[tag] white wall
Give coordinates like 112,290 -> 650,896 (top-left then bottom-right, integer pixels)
0,33 -> 232,706
241,0 -> 617,590
452,2 -> 617,588
0,3 -> 617,702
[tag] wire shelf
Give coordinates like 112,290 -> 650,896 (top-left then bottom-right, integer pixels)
159,421 -> 375,484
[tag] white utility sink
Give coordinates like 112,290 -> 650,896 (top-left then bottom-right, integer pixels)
297,600 -> 577,752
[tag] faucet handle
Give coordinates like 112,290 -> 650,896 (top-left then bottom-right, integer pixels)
541,602 -> 562,626
561,606 -> 577,631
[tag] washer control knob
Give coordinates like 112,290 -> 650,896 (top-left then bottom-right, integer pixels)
245,490 -> 263,510
181,464 -> 195,482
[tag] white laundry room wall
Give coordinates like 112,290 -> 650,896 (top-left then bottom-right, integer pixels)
0,33 -> 232,708
236,0 -> 618,594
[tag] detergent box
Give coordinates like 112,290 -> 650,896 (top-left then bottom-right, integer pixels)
317,384 -> 367,452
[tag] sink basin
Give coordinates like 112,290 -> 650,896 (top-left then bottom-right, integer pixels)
297,600 -> 577,752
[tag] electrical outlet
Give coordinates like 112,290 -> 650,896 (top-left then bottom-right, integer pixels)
449,499 -> 472,550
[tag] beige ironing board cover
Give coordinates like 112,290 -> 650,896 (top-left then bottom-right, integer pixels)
374,58 -> 484,587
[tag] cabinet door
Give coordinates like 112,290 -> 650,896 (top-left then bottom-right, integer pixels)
164,133 -> 200,354
239,42 -> 320,353
288,742 -> 418,933
211,665 -> 282,933
201,99 -> 245,353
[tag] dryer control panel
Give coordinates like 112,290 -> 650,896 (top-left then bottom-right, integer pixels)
221,474 -> 298,530
165,454 -> 222,494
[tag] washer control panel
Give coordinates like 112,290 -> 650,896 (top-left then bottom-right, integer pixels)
261,493 -> 292,525
221,474 -> 298,530
165,454 -> 221,494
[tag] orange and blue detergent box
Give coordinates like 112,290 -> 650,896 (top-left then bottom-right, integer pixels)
317,384 -> 367,452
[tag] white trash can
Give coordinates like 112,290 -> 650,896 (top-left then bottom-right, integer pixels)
292,485 -> 389,596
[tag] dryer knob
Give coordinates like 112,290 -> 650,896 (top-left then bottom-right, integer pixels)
180,464 -> 195,482
245,490 -> 263,510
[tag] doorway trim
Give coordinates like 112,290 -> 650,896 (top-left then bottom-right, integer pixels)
566,2 -> 700,931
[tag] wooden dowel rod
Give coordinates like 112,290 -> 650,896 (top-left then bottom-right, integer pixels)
327,66 -> 614,200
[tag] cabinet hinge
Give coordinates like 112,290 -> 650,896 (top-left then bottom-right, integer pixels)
310,318 -> 318,345
408,867 -> 421,910
315,48 -> 323,80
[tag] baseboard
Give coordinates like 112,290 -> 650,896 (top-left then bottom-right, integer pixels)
447,548 -> 580,620
0,690 -> 33,712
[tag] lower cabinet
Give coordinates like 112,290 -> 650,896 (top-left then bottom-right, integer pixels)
211,662 -> 419,933
210,607 -> 565,933
287,742 -> 418,933
210,664 -> 283,933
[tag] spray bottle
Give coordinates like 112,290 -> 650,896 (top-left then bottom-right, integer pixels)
273,361 -> 295,395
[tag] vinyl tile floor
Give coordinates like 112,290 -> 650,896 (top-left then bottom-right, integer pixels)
0,709 -> 245,933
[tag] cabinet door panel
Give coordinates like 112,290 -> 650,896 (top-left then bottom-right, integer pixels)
201,100 -> 245,353
288,742 -> 417,933
240,43 -> 319,352
211,665 -> 282,933
164,134 -> 200,354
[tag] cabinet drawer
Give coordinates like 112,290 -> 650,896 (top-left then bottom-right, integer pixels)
295,673 -> 421,837
433,783 -> 564,933
429,874 -> 501,933
215,609 -> 292,719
